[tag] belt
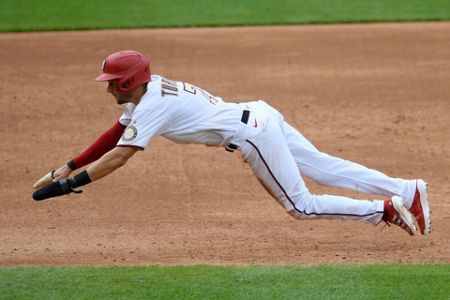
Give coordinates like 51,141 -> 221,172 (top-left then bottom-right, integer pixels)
225,110 -> 250,152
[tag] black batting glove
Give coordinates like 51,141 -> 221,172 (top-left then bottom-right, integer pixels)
32,171 -> 91,201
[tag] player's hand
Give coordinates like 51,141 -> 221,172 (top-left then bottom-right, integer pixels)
33,164 -> 73,189
32,179 -> 82,201
52,164 -> 73,181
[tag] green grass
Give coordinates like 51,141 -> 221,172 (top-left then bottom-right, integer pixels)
1,0 -> 450,32
1,264 -> 449,299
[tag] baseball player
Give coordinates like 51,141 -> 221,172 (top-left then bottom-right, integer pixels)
33,50 -> 431,236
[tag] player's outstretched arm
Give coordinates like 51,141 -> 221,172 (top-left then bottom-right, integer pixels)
70,121 -> 126,170
32,121 -> 126,190
32,146 -> 139,201
86,146 -> 138,181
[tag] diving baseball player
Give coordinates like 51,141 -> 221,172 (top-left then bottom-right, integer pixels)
33,50 -> 431,236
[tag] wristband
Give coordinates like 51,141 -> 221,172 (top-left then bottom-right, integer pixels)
67,160 -> 77,171
71,170 -> 92,188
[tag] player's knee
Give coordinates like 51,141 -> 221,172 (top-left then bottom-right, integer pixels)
284,192 -> 314,219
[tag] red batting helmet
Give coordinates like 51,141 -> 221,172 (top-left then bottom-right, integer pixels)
96,50 -> 151,93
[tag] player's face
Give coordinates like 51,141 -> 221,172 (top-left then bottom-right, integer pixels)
107,80 -> 132,105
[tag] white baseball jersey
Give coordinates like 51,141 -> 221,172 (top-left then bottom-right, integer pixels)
116,75 -> 417,226
117,75 -> 243,149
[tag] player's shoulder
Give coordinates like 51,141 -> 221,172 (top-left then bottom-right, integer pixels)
138,76 -> 169,108
150,74 -> 183,86
144,75 -> 163,99
150,74 -> 163,83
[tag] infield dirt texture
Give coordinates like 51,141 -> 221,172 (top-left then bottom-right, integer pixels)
1,23 -> 449,266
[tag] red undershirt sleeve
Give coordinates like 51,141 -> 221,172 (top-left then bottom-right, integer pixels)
71,121 -> 126,169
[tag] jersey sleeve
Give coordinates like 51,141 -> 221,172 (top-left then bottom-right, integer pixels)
117,107 -> 171,149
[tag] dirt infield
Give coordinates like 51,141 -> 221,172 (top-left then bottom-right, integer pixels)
1,23 -> 449,266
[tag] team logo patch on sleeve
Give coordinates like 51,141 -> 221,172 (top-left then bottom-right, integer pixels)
122,125 -> 138,142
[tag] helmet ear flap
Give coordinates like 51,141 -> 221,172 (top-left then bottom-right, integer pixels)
116,63 -> 147,93
118,78 -> 130,92
116,74 -> 134,93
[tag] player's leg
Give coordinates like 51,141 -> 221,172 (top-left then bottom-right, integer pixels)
281,121 -> 419,208
239,118 -> 386,226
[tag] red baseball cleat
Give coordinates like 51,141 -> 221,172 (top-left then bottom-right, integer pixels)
409,180 -> 431,235
382,196 -> 417,235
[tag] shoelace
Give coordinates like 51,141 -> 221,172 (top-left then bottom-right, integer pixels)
381,218 -> 412,234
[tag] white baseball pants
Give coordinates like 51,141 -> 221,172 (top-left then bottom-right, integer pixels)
234,101 -> 417,225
